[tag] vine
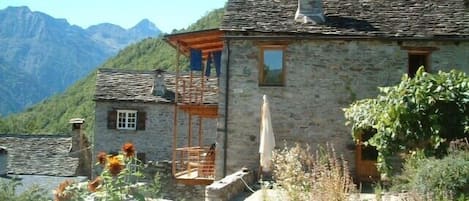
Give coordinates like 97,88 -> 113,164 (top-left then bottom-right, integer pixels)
344,67 -> 469,176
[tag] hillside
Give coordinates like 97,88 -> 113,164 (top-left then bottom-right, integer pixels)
0,8 -> 224,135
0,6 -> 160,115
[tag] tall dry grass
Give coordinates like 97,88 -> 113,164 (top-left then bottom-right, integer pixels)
272,143 -> 356,201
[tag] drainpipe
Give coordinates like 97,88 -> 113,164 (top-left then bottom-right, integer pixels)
223,38 -> 231,177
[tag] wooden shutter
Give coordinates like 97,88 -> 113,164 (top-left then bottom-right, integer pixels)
107,110 -> 117,129
136,111 -> 146,130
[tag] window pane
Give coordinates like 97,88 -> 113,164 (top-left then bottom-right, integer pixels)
263,49 -> 283,85
116,110 -> 137,130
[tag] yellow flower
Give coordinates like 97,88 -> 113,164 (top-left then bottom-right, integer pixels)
107,156 -> 124,176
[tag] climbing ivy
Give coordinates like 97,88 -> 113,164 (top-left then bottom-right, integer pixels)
344,67 -> 469,176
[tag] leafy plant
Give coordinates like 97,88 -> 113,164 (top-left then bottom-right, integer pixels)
56,143 -> 159,201
391,146 -> 469,200
0,178 -> 49,201
344,68 -> 469,175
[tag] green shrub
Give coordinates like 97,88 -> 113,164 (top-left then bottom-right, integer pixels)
392,147 -> 469,200
344,68 -> 469,175
0,179 -> 49,201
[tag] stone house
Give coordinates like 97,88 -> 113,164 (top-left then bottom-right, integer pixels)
0,119 -> 90,198
209,0 -> 469,182
93,69 -> 218,165
94,0 -> 468,199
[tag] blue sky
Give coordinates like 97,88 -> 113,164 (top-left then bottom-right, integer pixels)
0,0 -> 227,32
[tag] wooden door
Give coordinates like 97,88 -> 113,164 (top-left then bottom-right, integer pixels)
355,129 -> 379,182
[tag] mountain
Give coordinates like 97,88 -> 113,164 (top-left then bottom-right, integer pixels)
0,6 -> 161,116
86,19 -> 161,52
0,7 -> 224,135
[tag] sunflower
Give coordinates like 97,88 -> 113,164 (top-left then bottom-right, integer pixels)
97,151 -> 107,165
54,179 -> 74,201
122,142 -> 136,158
107,156 -> 124,176
87,176 -> 102,192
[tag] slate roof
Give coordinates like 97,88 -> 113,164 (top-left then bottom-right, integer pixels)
95,68 -> 218,104
0,135 -> 79,176
221,0 -> 469,38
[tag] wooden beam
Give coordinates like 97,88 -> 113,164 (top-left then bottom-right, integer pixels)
179,105 -> 218,118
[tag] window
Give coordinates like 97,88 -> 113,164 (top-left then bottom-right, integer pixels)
108,109 -> 146,130
259,46 -> 285,86
402,46 -> 437,78
117,110 -> 137,130
408,52 -> 429,78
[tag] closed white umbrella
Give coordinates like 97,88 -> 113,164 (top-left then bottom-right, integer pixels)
259,94 -> 276,172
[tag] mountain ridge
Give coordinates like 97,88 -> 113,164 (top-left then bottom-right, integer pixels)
0,7 -> 225,135
0,6 -> 161,115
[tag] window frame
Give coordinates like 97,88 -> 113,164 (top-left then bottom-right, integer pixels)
407,50 -> 430,78
116,109 -> 138,130
258,45 -> 286,86
401,46 -> 437,77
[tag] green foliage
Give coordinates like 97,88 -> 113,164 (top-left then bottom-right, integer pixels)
61,144 -> 158,201
344,67 -> 469,175
0,8 -> 224,136
0,179 -> 49,201
391,147 -> 469,200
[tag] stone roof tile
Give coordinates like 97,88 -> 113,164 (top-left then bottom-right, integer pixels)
95,69 -> 218,104
0,135 -> 78,177
221,0 -> 469,38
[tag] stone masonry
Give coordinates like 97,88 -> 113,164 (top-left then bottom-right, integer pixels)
215,38 -> 469,179
94,101 -> 217,165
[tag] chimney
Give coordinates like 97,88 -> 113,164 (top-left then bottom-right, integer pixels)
69,118 -> 92,178
295,0 -> 325,24
69,118 -> 85,154
153,69 -> 167,96
0,147 -> 7,176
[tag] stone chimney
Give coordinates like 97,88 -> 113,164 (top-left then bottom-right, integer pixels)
153,69 -> 167,96
0,147 -> 7,176
69,118 -> 85,154
295,0 -> 325,24
69,118 -> 91,178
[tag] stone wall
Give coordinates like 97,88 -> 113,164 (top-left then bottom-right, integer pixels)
94,101 -> 217,167
144,160 -> 208,201
205,168 -> 254,201
216,38 -> 469,179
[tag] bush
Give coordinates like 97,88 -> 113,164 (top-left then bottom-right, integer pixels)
392,140 -> 469,200
272,143 -> 356,201
0,179 -> 48,201
344,68 -> 469,175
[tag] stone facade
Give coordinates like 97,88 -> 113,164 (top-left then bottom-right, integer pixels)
215,38 -> 469,178
144,161 -> 208,201
94,101 -> 217,165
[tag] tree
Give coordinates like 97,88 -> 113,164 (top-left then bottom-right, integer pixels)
344,67 -> 469,175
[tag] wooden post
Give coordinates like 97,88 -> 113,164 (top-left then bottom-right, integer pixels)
172,42 -> 180,177
188,114 -> 192,147
198,116 -> 203,147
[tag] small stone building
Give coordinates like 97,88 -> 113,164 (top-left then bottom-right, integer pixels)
213,0 -> 469,181
93,69 -> 217,164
